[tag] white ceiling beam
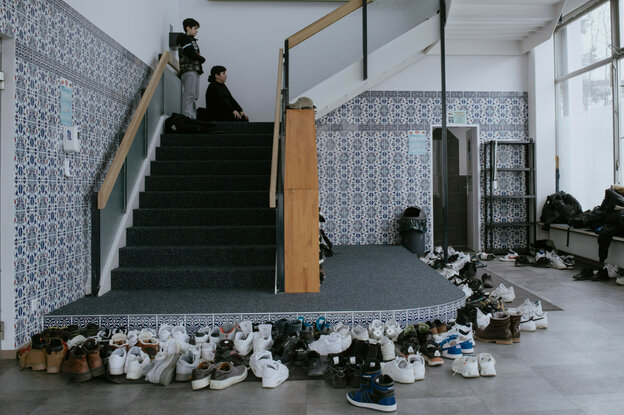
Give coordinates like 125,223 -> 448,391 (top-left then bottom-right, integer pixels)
451,3 -> 558,19
427,39 -> 523,55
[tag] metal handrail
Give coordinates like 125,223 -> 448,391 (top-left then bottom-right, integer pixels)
96,50 -> 178,209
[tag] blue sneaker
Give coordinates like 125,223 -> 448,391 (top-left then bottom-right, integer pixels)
347,373 -> 397,412
438,335 -> 462,359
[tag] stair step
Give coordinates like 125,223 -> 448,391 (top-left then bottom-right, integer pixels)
212,122 -> 273,134
119,245 -> 275,267
150,160 -> 270,175
133,208 -> 275,226
145,175 -> 270,191
111,266 -> 275,290
160,134 -> 272,147
139,191 -> 267,208
126,226 -> 276,246
155,146 -> 271,161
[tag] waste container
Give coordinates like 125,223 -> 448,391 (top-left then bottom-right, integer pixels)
399,206 -> 427,256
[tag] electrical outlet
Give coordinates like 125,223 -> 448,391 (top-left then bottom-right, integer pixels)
31,298 -> 38,310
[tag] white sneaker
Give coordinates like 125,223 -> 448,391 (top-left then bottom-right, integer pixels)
384,320 -> 401,342
158,324 -> 173,342
460,284 -> 473,299
160,338 -> 179,355
381,357 -> 415,383
368,320 -> 384,340
451,355 -> 479,378
209,327 -> 221,344
351,325 -> 369,341
125,347 -> 151,379
109,333 -> 128,349
68,335 -> 86,349
332,322 -> 350,337
257,324 -> 272,338
250,350 -> 273,378
252,333 -> 273,354
520,299 -> 548,329
476,309 -> 491,330
550,255 -> 568,270
201,342 -> 216,362
108,347 -> 126,375
498,251 -> 519,262
477,353 -> 496,376
175,351 -> 199,382
238,320 -> 253,334
194,332 -> 210,344
309,332 -> 343,356
146,352 -> 179,385
508,306 -> 536,332
127,330 -> 140,348
173,330 -> 190,353
407,353 -> 425,380
489,283 -> 515,303
439,268 -> 459,280
262,360 -> 289,388
234,331 -> 255,356
616,273 -> 624,286
379,336 -> 396,361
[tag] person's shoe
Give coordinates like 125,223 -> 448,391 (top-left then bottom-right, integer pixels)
201,341 -> 216,362
368,320 -> 385,340
420,337 -> 444,366
379,336 -> 395,362
498,251 -> 519,262
250,350 -> 273,378
309,332 -> 344,356
219,323 -> 237,340
616,270 -> 624,286
234,331 -> 255,356
176,350 -> 199,382
109,333 -> 129,350
324,355 -> 348,388
304,351 -> 324,377
573,267 -> 596,281
508,311 -> 521,343
351,325 -> 369,341
477,353 -> 496,376
591,267 -> 610,281
158,324 -> 173,342
508,306 -> 536,332
83,338 -> 105,377
209,362 -> 248,389
451,355 -> 479,378
124,346 -> 151,380
438,335 -> 462,359
23,334 -> 47,371
406,353 -> 425,380
238,320 -> 253,335
481,273 -> 494,289
191,361 -> 215,390
253,332 -> 273,354
489,283 -> 515,303
384,320 -> 401,342
108,347 -> 126,376
61,346 -> 92,382
347,373 -> 397,412
262,360 -> 289,388
45,338 -> 67,374
381,356 -> 415,383
474,312 -> 513,345
146,352 -> 179,386
137,332 -> 160,360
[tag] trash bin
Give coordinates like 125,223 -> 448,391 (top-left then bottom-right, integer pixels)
399,206 -> 427,256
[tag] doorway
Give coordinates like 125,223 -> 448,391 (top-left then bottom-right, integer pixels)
431,126 -> 480,252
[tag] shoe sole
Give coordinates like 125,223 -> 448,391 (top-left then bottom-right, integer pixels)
191,376 -> 212,390
175,372 -> 193,382
159,359 -> 178,386
90,365 -> 106,377
262,375 -> 287,388
346,393 -> 397,412
209,368 -> 248,389
474,335 -> 513,345
425,357 -> 444,366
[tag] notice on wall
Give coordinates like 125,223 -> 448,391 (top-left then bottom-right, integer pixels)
60,78 -> 73,127
448,110 -> 466,125
408,130 -> 427,156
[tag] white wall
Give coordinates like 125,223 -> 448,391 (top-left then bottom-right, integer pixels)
63,0 -> 180,67
373,54 -> 528,92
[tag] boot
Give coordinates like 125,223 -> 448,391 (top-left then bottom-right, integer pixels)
61,347 -> 92,382
83,338 -> 105,377
508,312 -> 521,343
46,338 -> 67,374
474,312 -> 513,345
25,334 -> 47,371
347,360 -> 397,413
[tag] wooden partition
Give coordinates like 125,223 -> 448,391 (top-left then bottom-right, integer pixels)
284,109 -> 319,293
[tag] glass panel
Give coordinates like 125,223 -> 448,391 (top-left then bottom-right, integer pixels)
147,78 -> 164,144
556,2 -> 611,77
557,64 -> 613,210
164,67 -> 181,115
126,118 -> 145,188
100,168 -> 125,260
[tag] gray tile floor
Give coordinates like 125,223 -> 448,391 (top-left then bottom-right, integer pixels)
2,261 -> 624,414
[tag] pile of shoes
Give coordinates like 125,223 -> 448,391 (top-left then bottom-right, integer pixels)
573,263 -> 624,285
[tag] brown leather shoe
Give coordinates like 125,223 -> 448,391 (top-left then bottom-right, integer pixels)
46,338 -> 67,374
61,347 -> 92,382
83,338 -> 105,377
25,334 -> 47,371
474,312 -> 513,345
509,312 -> 521,343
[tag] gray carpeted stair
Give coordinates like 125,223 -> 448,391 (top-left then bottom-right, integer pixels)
111,122 -> 276,290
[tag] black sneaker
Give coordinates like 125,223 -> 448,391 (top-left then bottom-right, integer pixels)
324,356 -> 348,388
591,267 -> 610,281
481,273 -> 494,289
304,351 -> 324,377
573,267 -> 596,281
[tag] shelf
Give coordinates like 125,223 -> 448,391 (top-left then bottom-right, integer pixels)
486,195 -> 536,199
485,222 -> 536,227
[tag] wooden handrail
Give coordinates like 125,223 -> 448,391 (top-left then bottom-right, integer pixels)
287,0 -> 373,48
269,48 -> 284,208
97,51 -> 177,210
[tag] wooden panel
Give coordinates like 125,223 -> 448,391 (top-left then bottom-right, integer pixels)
284,189 -> 319,293
269,48 -> 283,208
284,109 -> 318,191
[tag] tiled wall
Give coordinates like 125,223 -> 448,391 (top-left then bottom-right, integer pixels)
316,91 -> 529,251
1,0 -> 151,347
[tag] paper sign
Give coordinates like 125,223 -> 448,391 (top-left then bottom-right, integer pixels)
448,110 -> 466,124
408,130 -> 427,155
60,79 -> 73,127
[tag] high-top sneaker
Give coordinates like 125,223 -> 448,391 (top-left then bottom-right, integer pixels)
474,312 -> 513,345
83,338 -> 105,377
45,338 -> 67,374
61,347 -> 92,382
347,361 -> 397,413
24,333 -> 47,371
508,312 -> 522,343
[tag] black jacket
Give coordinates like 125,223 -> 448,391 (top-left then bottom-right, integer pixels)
204,82 -> 243,121
176,34 -> 205,74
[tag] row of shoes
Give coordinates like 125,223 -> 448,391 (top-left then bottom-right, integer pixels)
573,264 -> 624,285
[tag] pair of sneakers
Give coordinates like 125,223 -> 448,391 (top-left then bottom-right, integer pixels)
346,360 -> 397,412
451,353 -> 496,378
381,354 -> 425,383
108,346 -> 152,380
249,350 -> 289,388
489,283 -> 516,303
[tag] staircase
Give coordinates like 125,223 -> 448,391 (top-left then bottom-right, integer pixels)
110,122 -> 276,291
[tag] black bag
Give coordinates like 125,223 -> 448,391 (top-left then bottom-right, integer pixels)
540,191 -> 583,230
164,113 -> 216,134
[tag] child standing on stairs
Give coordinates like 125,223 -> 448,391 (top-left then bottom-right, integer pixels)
177,18 -> 206,119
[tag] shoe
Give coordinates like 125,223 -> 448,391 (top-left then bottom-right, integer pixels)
507,306 -> 536,332
477,252 -> 496,261
158,324 -> 173,342
384,320 -> 401,342
257,323 -> 273,338
379,336 -> 395,362
616,270 -> 624,286
234,331 -> 255,356
309,332 -> 345,356
368,320 -> 385,340
451,355 -> 479,378
252,332 -> 273,354
61,346 -> 92,382
209,327 -> 221,344
238,320 -> 253,334
176,351 -> 199,382
146,352 -> 179,385
324,355 -> 348,388
83,338 -> 105,377
508,311 -> 521,343
573,267 -> 596,281
109,333 -> 128,350
45,338 -> 67,374
591,268 -> 610,281
200,341 -> 216,362
476,308 -> 491,330
262,360 -> 289,388
315,317 -> 332,337
477,353 -> 496,376
332,322 -> 350,338
124,346 -> 151,380
209,362 -> 248,389
108,347 -> 127,376
347,373 -> 397,413
194,328 -> 210,345
304,351 -> 324,377
498,251 -> 518,262
351,325 -> 369,341
381,357 -> 415,383
191,361 -> 215,390
438,336 -> 462,359
519,299 -> 549,329
481,273 -> 494,289
406,353 -> 425,380
250,350 -> 273,378
474,312 -> 513,345
137,332 -> 160,359
489,283 -> 515,303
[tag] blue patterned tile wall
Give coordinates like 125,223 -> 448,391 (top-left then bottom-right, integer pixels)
2,0 -> 151,347
316,91 -> 529,251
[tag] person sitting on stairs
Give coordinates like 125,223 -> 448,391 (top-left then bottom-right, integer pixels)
204,65 -> 249,122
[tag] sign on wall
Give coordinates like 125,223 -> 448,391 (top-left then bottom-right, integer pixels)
59,78 -> 72,127
408,130 -> 427,156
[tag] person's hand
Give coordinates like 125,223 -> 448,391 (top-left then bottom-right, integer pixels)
233,110 -> 242,119
241,112 -> 249,121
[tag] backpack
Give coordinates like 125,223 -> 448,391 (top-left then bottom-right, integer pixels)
164,113 -> 216,134
540,191 -> 583,230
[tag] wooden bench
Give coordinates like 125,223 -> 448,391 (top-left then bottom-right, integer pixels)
547,223 -> 624,267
